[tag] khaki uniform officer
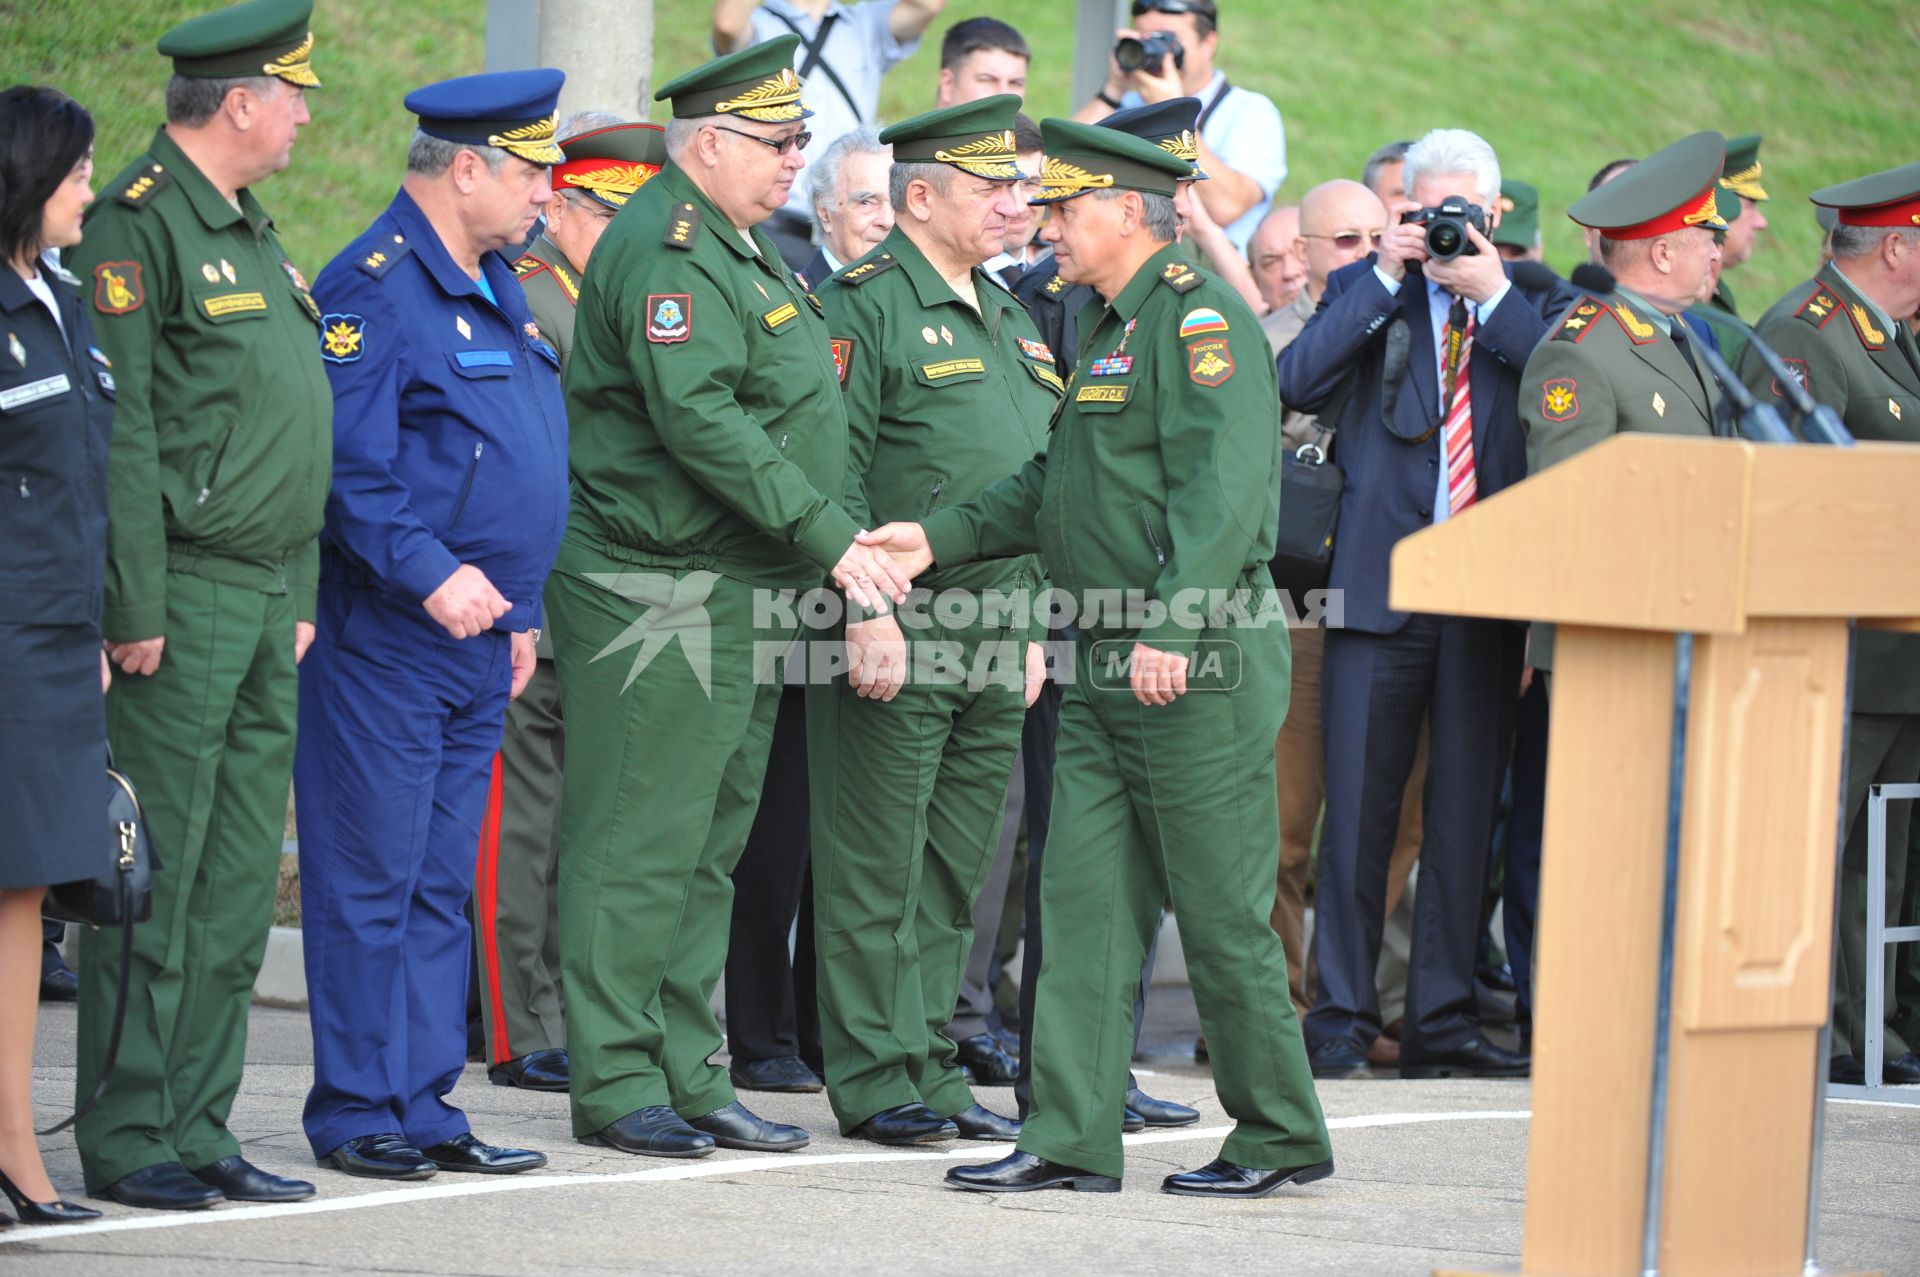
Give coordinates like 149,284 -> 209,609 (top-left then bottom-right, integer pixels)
69,0 -> 330,1211
810,95 -> 1058,1147
1743,162 -> 1920,1086
866,120 -> 1334,1198
548,35 -> 911,1159
475,120 -> 667,1094
1522,132 -> 1730,674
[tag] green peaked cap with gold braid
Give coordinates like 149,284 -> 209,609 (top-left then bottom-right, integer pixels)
880,95 -> 1028,181
157,0 -> 321,87
655,34 -> 813,123
1032,117 -> 1191,205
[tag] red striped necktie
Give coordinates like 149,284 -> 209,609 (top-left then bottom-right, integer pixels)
1442,298 -> 1478,514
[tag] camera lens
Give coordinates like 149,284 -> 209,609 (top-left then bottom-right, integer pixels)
1115,37 -> 1147,70
1427,222 -> 1462,259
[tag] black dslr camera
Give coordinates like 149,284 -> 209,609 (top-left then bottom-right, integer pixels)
1401,198 -> 1488,261
1115,30 -> 1184,75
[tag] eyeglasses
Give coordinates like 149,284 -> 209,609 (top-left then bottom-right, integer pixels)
1130,0 -> 1216,18
1302,231 -> 1385,250
711,124 -> 812,155
560,193 -> 617,221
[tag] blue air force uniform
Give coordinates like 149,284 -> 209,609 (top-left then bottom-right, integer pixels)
294,71 -> 570,1160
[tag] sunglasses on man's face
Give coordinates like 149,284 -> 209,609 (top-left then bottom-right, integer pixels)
712,124 -> 812,155
1303,231 -> 1385,251
1131,0 -> 1215,18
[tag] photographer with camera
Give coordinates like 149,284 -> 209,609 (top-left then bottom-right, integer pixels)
1072,0 -> 1284,251
1276,129 -> 1568,1081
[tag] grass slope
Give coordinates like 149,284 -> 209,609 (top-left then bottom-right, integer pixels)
5,1 -> 1912,312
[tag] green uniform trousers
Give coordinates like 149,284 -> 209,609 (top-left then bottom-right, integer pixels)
472,655 -> 567,1066
75,570 -> 296,1189
806,598 -> 1027,1132
547,551 -> 795,1136
1832,710 -> 1920,1063
1020,613 -> 1330,1180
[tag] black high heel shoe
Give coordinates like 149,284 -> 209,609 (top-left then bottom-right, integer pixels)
0,1167 -> 102,1223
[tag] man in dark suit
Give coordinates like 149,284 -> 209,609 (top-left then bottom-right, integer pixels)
1277,128 -> 1564,1080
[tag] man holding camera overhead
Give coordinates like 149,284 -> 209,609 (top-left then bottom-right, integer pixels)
1072,0 -> 1284,251
1276,128 -> 1566,1082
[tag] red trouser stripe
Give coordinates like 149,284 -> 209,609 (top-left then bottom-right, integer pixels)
473,751 -> 512,1064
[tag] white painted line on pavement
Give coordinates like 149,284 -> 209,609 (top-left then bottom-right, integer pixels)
0,1109 -> 1533,1247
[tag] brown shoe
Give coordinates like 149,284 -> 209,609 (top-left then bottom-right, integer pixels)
1366,1034 -> 1401,1066
1383,1017 -> 1404,1042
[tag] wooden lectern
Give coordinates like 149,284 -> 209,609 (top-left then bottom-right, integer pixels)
1389,435 -> 1917,1277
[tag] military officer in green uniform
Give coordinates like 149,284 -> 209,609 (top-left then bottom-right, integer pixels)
548,36 -> 912,1159
862,120 -> 1333,1197
1742,161 -> 1920,1086
473,119 -> 666,1094
1492,179 -> 1543,262
809,95 -> 1057,1147
1709,133 -> 1770,320
69,0 -> 331,1210
1522,132 -> 1730,674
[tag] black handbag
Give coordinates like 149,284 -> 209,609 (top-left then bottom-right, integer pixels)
1268,435 -> 1343,599
37,762 -> 156,1135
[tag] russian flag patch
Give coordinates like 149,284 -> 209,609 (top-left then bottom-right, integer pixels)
1178,308 -> 1229,339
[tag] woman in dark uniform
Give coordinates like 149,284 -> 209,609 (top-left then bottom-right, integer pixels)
0,84 -> 110,1226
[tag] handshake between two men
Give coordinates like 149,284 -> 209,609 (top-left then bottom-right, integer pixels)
847,525 -> 1191,709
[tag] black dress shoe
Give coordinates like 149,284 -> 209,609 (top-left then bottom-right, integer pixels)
585,1106 -> 716,1159
91,1162 -> 224,1210
1400,1037 -> 1530,1079
0,1167 -> 101,1221
946,1150 -> 1119,1193
420,1133 -> 547,1175
1308,1041 -> 1372,1080
1477,961 -> 1518,993
1124,1087 -> 1199,1127
1829,1055 -> 1865,1084
948,1103 -> 1020,1141
849,1102 -> 957,1145
1122,1108 -> 1146,1134
1162,1156 -> 1335,1198
729,1056 -> 824,1094
188,1156 -> 315,1203
686,1101 -> 809,1152
488,1048 -> 569,1092
38,965 -> 78,1004
317,1135 -> 436,1181
1884,1053 -> 1920,1085
954,1033 -> 1019,1085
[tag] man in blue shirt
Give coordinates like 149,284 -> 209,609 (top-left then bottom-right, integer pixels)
1073,0 -> 1286,251
295,69 -> 570,1182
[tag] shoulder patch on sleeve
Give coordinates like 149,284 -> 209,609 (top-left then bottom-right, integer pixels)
664,202 -> 701,250
1795,283 -> 1843,329
356,239 -> 412,278
829,337 -> 854,385
115,163 -> 172,209
1178,307 -> 1229,339
1157,260 -> 1203,293
1187,337 -> 1234,386
1771,357 -> 1810,399
1540,377 -> 1579,421
320,313 -> 366,363
1552,296 -> 1606,343
92,261 -> 144,315
837,252 -> 899,286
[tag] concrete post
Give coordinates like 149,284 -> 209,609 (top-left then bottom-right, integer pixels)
485,0 -> 655,122
1072,0 -> 1129,112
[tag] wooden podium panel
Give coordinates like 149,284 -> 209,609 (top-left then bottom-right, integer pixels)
1391,436 -> 1904,1277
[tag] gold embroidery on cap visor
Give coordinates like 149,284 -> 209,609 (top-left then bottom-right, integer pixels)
930,130 -> 1024,180
1680,185 -> 1727,231
1722,160 -> 1768,202
1034,156 -> 1116,203
715,67 -> 808,123
487,113 -> 565,165
262,31 -> 320,87
561,163 -> 662,206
